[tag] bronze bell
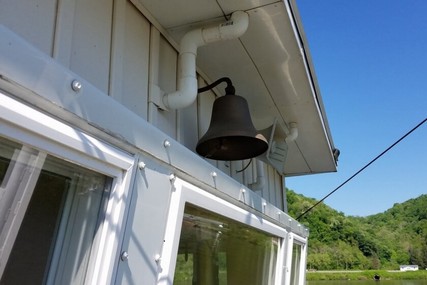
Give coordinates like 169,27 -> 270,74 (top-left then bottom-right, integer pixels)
196,94 -> 268,161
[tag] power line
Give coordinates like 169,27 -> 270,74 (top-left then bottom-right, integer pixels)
296,117 -> 427,221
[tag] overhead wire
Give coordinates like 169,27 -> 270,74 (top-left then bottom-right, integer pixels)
296,117 -> 427,221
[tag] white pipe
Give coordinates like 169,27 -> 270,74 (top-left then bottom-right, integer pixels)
163,11 -> 249,109
285,122 -> 298,143
249,160 -> 265,191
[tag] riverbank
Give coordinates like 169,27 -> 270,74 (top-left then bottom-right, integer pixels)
306,270 -> 427,281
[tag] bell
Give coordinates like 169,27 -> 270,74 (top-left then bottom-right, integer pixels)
196,94 -> 268,161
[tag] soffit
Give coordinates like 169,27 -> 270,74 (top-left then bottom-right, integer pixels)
133,0 -> 337,176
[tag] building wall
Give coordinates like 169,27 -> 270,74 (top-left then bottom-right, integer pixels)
0,0 -> 284,210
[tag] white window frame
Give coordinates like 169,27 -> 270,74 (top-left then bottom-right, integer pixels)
0,91 -> 135,284
158,177 -> 289,285
284,232 -> 308,285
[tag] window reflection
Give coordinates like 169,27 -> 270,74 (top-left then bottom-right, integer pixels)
0,136 -> 111,284
0,138 -> 21,184
174,204 -> 279,285
290,242 -> 302,285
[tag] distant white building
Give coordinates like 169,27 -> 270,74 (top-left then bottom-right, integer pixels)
400,265 -> 419,271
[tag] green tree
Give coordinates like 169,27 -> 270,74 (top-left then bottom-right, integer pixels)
287,189 -> 427,270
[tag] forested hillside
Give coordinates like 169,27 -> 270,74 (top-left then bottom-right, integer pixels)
287,190 -> 427,270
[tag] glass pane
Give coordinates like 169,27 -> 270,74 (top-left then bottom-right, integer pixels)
0,136 -> 111,285
0,137 -> 21,184
174,204 -> 279,285
0,138 -> 26,234
1,167 -> 69,284
290,243 -> 302,285
0,139 -> 42,248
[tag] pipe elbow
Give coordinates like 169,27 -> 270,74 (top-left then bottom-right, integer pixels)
202,11 -> 249,43
162,11 -> 249,110
285,122 -> 298,143
163,76 -> 198,109
180,29 -> 205,55
227,11 -> 249,39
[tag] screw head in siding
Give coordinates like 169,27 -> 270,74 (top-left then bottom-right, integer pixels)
155,254 -> 161,263
239,188 -> 246,203
138,161 -> 146,170
71,80 -> 82,92
169,173 -> 176,182
163,140 -> 171,148
120,251 -> 129,262
262,202 -> 267,213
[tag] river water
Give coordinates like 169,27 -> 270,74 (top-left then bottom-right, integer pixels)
308,281 -> 427,285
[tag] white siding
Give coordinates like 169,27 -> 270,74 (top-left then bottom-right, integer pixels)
0,0 -> 57,55
217,161 -> 231,177
197,85 -> 217,168
231,161 -> 244,184
148,36 -> 177,138
243,159 -> 254,186
110,0 -> 150,119
260,162 -> 269,200
269,166 -> 284,209
178,101 -> 198,151
55,0 -> 114,93
0,0 -> 286,211
274,169 -> 284,209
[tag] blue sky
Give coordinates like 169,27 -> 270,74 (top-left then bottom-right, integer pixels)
286,0 -> 427,217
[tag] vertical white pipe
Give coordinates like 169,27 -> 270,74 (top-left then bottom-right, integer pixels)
163,11 -> 249,109
249,160 -> 265,191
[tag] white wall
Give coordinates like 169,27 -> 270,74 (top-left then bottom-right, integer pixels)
0,0 -> 285,210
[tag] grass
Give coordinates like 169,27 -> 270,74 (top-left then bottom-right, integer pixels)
306,270 -> 427,281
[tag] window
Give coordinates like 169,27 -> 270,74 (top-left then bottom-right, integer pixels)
290,242 -> 302,285
287,233 -> 307,285
174,204 -> 279,285
0,91 -> 134,284
0,136 -> 111,284
159,179 -> 286,285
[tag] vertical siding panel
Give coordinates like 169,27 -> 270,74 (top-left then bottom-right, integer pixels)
197,85 -> 215,141
243,159 -> 254,186
268,166 -> 278,207
260,162 -> 269,201
250,160 -> 257,187
197,86 -> 218,168
217,161 -> 231,177
231,161 -> 244,184
110,0 -> 150,119
0,0 -> 57,55
178,103 -> 198,151
283,178 -> 289,213
53,0 -> 76,65
55,0 -> 113,93
274,170 -> 284,210
148,36 -> 177,138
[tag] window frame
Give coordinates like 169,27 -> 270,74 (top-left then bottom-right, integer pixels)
158,177 -> 289,285
0,91 -> 135,284
285,232 -> 308,285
